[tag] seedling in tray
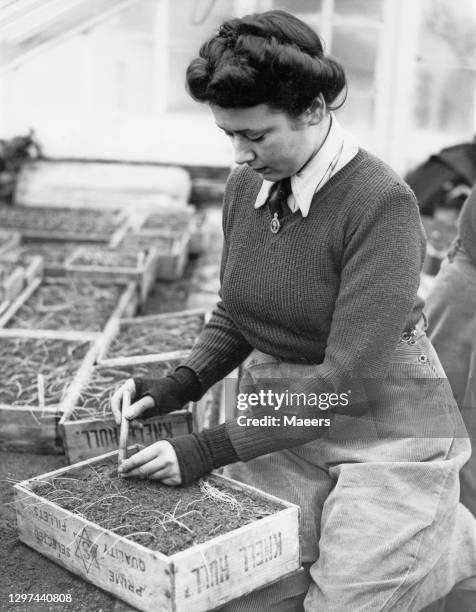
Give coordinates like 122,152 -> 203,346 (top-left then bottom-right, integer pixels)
14,449 -> 300,611
138,208 -> 195,235
0,335 -> 95,453
0,205 -> 125,241
98,310 -> 207,365
4,278 -> 131,333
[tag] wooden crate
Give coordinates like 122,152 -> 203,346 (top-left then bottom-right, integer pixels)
0,329 -> 100,454
0,205 -> 127,243
0,278 -> 139,332
14,448 -> 300,612
113,231 -> 190,281
59,356 -> 194,463
65,246 -> 157,304
96,308 -> 208,366
137,207 -> 196,237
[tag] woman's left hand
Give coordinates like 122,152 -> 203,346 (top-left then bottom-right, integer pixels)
118,440 -> 182,486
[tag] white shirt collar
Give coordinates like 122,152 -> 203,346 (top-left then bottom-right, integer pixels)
254,114 -> 358,217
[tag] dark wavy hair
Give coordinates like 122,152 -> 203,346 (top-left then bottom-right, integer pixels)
186,10 -> 347,117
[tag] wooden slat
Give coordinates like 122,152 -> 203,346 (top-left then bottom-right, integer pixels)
96,351 -> 189,368
0,274 -> 42,327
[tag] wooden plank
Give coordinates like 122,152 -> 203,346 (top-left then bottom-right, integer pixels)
172,506 -> 300,611
60,411 -> 193,464
0,275 -> 42,328
97,351 -> 189,368
57,341 -> 104,425
22,254 -> 44,285
14,448 -> 300,612
119,307 -> 208,325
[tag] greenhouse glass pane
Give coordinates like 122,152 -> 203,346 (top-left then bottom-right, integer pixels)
413,66 -> 476,134
167,0 -> 235,113
334,0 -> 383,21
273,0 -> 322,13
335,92 -> 375,134
331,25 -> 377,90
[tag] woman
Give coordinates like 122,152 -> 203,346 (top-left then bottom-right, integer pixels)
426,187 -> 476,517
111,11 -> 476,611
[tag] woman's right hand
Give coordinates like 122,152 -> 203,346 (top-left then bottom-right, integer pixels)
110,378 -> 155,425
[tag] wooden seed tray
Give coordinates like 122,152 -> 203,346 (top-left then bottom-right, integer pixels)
0,330 -> 100,454
136,206 -> 196,236
113,231 -> 190,281
65,246 -> 157,304
14,448 -> 300,612
59,357 -> 194,464
0,279 -> 138,333
96,308 -> 208,366
0,205 -> 127,243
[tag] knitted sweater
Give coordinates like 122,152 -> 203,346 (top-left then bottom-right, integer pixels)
459,186 -> 476,264
168,149 -> 426,479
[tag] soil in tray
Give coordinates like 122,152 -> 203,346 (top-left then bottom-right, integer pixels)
141,210 -> 193,233
106,313 -> 204,359
29,456 -> 282,555
0,206 -> 121,233
7,278 -> 126,331
69,247 -> 147,268
15,241 -> 83,265
0,338 -> 90,406
73,362 -> 178,419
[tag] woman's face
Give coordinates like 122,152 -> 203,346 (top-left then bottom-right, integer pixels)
211,103 -> 324,182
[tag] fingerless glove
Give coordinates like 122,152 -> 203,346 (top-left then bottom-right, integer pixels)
134,366 -> 202,417
168,425 -> 239,485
